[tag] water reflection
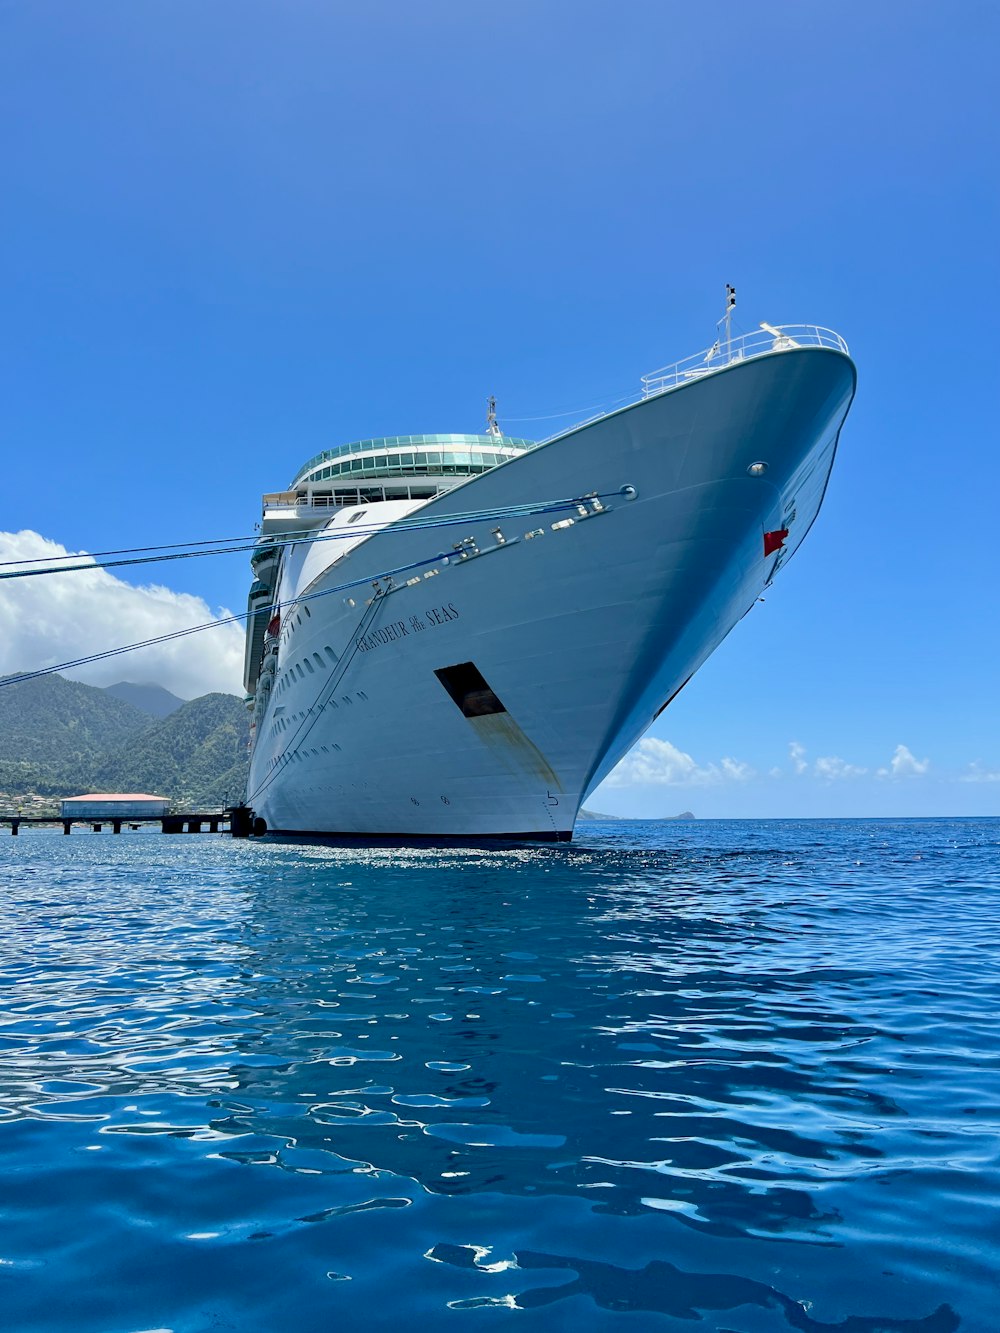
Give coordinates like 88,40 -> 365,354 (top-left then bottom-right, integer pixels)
187,842 -> 904,1243
2,823 -> 998,1328
0,838 -> 976,1245
432,1244 -> 959,1329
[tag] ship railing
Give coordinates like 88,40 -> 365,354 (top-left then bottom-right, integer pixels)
640,324 -> 849,398
262,483 -> 454,514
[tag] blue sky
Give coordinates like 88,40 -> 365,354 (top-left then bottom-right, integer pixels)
1,1 -> 997,816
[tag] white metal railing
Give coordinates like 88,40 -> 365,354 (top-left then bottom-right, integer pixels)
640,324 -> 849,398
263,482 -> 452,513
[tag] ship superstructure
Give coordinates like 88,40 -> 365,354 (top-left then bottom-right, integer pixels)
242,320 -> 856,840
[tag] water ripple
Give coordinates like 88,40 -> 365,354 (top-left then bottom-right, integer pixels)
1,820 -> 998,1330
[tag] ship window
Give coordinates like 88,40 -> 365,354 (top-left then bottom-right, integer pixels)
435,662 -> 507,718
304,658 -> 315,673
313,652 -> 325,669
324,646 -> 338,663
348,509 -> 367,524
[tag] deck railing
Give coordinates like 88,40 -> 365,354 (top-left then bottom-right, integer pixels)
640,324 -> 849,398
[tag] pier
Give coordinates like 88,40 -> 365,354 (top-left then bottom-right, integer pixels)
3,806 -> 254,837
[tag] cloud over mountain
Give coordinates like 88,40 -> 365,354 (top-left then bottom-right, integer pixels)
0,530 -> 244,700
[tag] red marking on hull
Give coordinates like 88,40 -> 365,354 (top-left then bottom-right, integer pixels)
763,528 -> 789,557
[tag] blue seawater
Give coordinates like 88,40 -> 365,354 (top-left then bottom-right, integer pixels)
1,819 -> 998,1332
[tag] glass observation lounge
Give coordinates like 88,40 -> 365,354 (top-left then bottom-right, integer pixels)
280,433 -> 535,508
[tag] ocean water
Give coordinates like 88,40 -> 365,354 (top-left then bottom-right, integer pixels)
0,820 -> 997,1333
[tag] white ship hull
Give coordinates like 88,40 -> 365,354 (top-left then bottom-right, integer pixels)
246,344 -> 856,840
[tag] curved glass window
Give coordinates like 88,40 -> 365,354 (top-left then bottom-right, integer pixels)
291,433 -> 535,488
297,452 -> 503,482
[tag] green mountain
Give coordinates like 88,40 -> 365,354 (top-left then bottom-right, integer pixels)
0,673 -> 152,795
96,693 -> 249,807
103,680 -> 186,718
0,674 -> 248,808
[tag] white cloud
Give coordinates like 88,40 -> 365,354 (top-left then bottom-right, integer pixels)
814,755 -> 868,780
720,757 -> 755,781
789,741 -> 808,774
0,530 -> 245,699
787,741 -> 866,781
878,744 -> 930,779
606,738 -> 756,788
958,763 -> 1000,784
786,740 -> 931,782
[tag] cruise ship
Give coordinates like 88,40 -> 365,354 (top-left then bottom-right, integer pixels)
241,315 -> 856,841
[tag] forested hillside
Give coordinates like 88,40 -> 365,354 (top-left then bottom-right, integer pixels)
96,694 -> 250,807
0,674 -> 248,808
0,674 -> 151,796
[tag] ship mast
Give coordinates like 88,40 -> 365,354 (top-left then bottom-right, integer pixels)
486,394 -> 501,438
724,283 -> 736,362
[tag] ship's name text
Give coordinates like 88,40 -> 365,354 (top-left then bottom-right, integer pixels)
357,603 -> 460,653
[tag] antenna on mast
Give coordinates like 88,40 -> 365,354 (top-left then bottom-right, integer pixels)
486,395 -> 501,438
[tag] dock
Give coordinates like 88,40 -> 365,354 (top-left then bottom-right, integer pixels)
2,806 -> 254,837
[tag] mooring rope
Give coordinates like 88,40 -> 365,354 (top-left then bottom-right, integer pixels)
0,495 -> 602,582
1,489 -> 614,702
0,547 -> 449,689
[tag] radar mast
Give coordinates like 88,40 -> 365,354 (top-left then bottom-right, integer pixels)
486,395 -> 501,438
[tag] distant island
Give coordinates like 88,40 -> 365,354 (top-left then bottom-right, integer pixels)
579,808 -> 696,821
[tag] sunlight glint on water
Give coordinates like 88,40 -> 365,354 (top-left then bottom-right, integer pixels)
1,820 -> 997,1331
